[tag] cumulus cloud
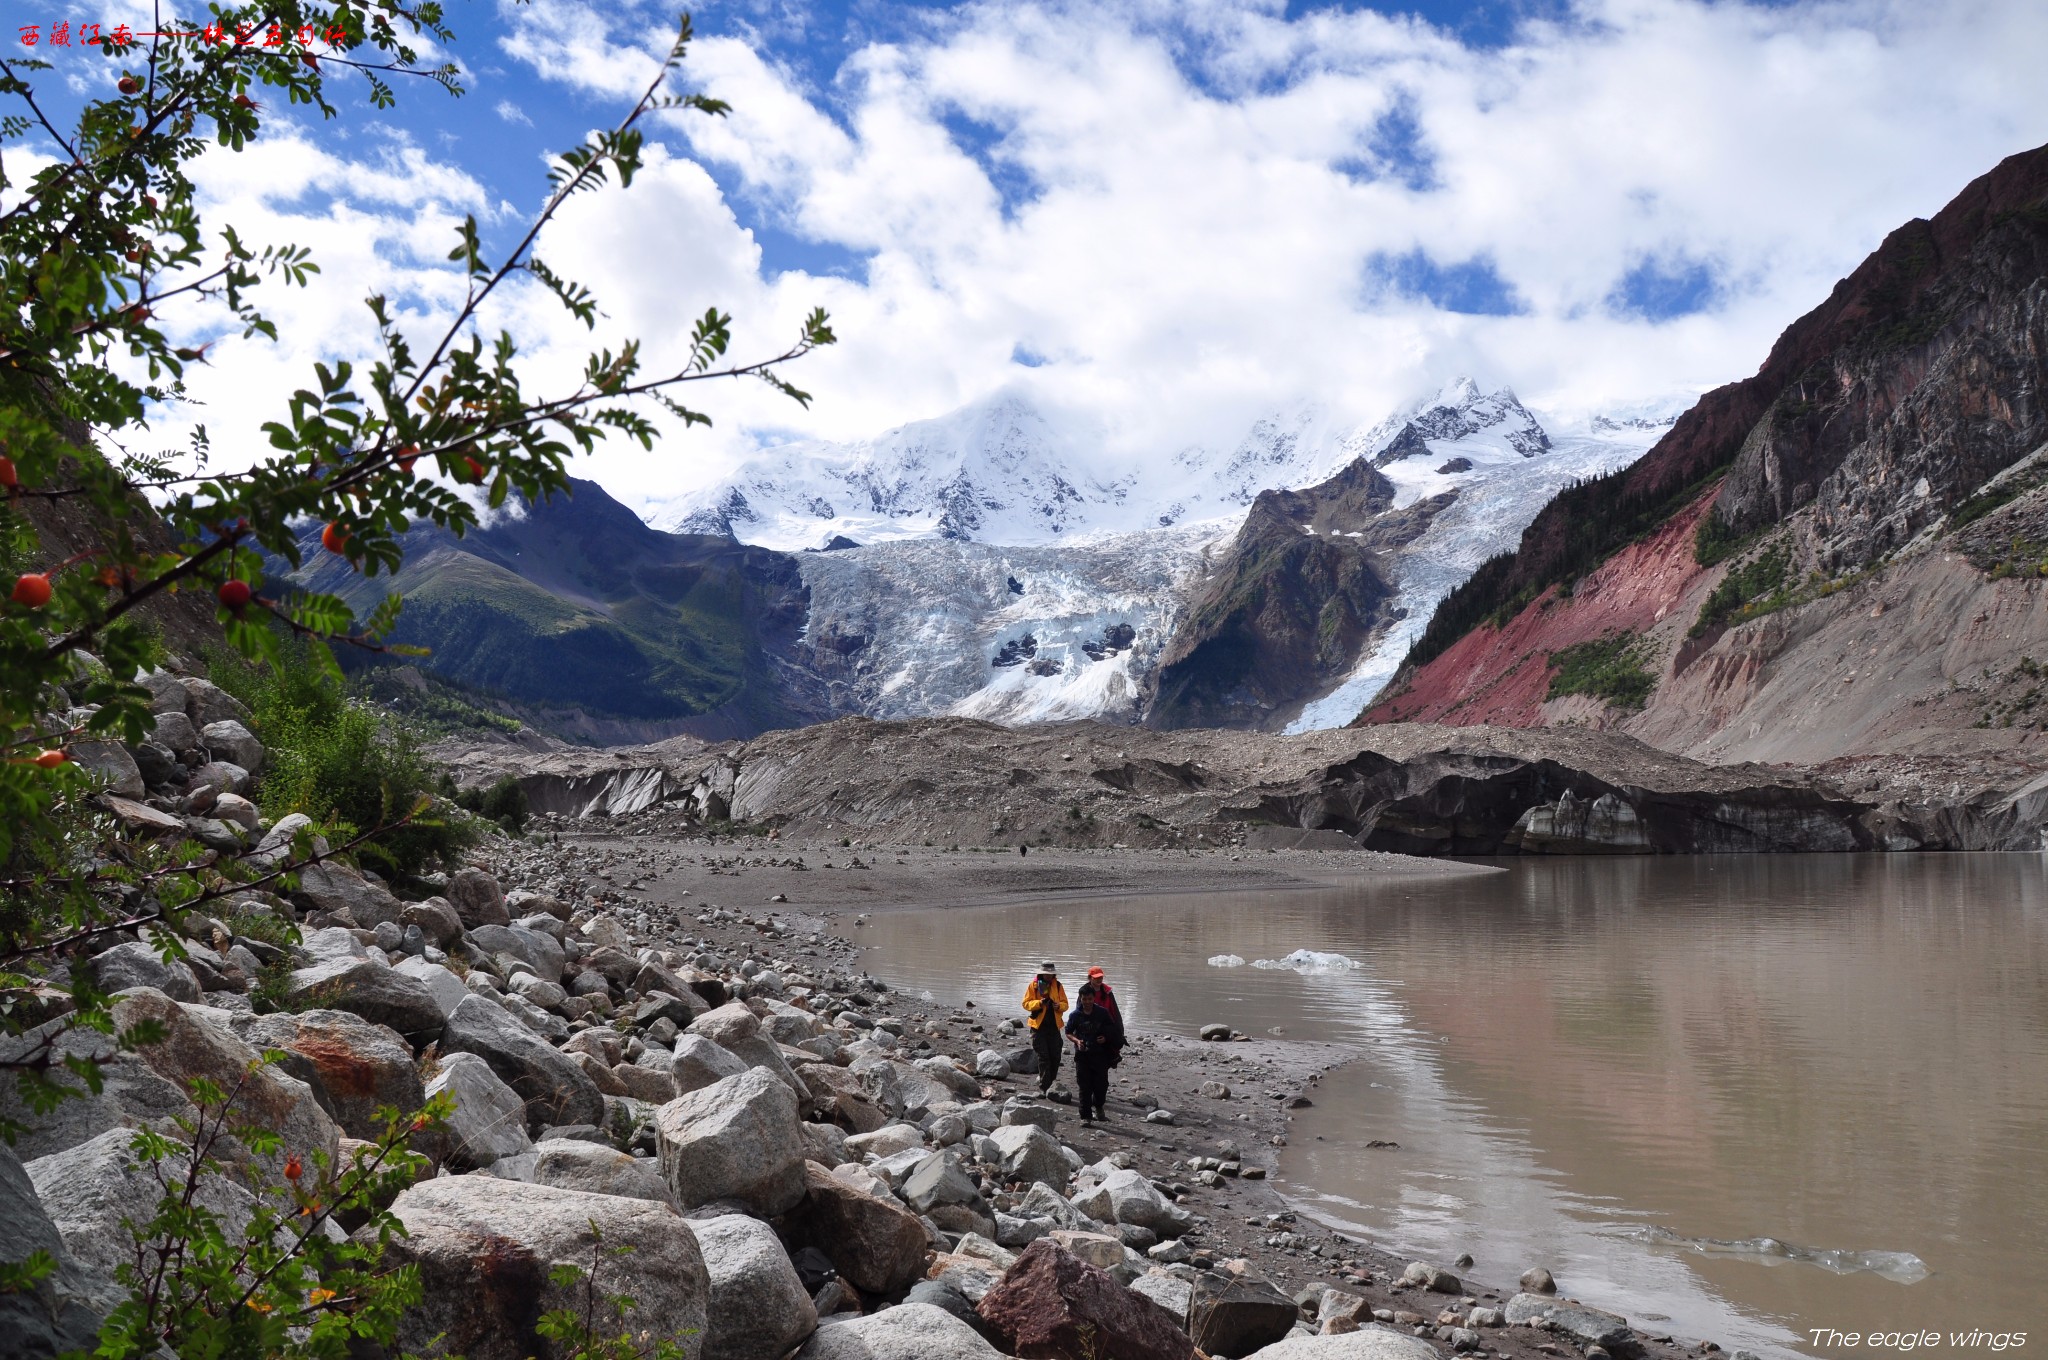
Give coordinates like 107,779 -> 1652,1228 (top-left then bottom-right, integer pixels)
513,0 -> 2048,488
80,0 -> 2048,513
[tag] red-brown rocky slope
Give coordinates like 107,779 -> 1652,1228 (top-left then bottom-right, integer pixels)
1361,141 -> 2048,790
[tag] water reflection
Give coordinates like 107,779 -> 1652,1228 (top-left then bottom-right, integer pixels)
856,855 -> 2048,1358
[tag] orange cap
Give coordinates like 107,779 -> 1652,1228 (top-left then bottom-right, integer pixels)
1087,966 -> 1105,978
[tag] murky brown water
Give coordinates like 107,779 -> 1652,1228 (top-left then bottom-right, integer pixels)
856,855 -> 2048,1358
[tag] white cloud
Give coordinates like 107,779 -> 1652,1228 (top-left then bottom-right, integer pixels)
110,0 -> 2048,517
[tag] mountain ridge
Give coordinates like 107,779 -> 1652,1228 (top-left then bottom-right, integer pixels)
1358,140 -> 2048,805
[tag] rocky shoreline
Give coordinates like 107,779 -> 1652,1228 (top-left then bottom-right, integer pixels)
4,815 -> 1760,1360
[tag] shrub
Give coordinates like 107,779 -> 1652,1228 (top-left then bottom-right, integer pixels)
1690,542 -> 1793,637
210,641 -> 477,878
86,1064 -> 444,1360
1545,633 -> 1657,709
456,774 -> 530,836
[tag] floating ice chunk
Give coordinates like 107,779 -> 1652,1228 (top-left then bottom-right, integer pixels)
1618,1227 -> 1930,1284
1250,950 -> 1362,973
1207,954 -> 1247,968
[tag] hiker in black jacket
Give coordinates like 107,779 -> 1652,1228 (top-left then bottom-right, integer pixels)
1067,981 -> 1124,1123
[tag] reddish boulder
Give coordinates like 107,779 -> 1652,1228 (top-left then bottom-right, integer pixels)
976,1239 -> 1195,1360
782,1161 -> 930,1295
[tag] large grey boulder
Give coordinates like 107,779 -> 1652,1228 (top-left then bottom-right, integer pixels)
1071,1167 -> 1194,1238
797,1061 -> 889,1133
392,957 -> 470,1017
444,866 -> 509,929
400,897 -> 463,948
1131,1269 -> 1195,1327
0,1141 -> 106,1357
654,1068 -> 804,1215
229,1009 -> 424,1140
687,1001 -> 760,1046
247,811 -> 322,869
28,1128 -> 258,1315
198,719 -> 263,773
0,989 -> 337,1173
180,675 -> 252,728
988,1122 -> 1070,1189
471,923 -> 565,983
440,994 -> 604,1128
1192,1271 -> 1302,1358
999,1096 -> 1060,1131
853,1057 -> 958,1121
530,1140 -> 674,1204
289,861 -> 403,927
86,939 -> 200,1003
695,1214 -> 818,1360
189,760 -> 250,800
70,739 -> 144,797
759,1000 -> 820,1045
423,1051 -> 532,1170
1015,1182 -> 1091,1231
723,1032 -> 808,1101
285,956 -> 443,1045
1502,1293 -> 1637,1354
914,1057 -> 980,1102
846,1122 -> 924,1161
382,1177 -> 709,1360
794,1302 -> 1005,1359
901,1152 -> 985,1217
671,1033 -> 751,1096
139,668 -> 192,715
800,1120 -> 850,1168
150,710 -> 202,756
1241,1332 -> 1444,1360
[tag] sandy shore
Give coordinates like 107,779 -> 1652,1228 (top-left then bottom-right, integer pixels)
500,822 -> 1723,1360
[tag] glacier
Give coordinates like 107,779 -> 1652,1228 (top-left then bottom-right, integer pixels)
1287,425 -> 1664,732
671,379 -> 1672,730
792,524 -> 1226,724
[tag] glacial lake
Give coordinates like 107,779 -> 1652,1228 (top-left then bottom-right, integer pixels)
854,854 -> 2048,1358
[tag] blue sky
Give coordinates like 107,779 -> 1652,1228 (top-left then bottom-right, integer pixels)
10,0 -> 2048,511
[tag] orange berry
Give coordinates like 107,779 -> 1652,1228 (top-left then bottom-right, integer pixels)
0,455 -> 16,488
118,75 -> 141,95
396,444 -> 419,473
32,749 -> 68,769
12,573 -> 52,608
320,522 -> 349,554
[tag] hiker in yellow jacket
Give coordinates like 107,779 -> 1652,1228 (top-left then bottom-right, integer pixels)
1021,961 -> 1068,1095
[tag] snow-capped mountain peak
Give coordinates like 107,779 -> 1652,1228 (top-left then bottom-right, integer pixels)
1364,379 -> 1551,466
667,377 -> 1558,553
663,391 -> 1141,550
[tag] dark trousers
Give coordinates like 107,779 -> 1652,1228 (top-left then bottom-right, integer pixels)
1076,1054 -> 1111,1116
1032,1024 -> 1062,1090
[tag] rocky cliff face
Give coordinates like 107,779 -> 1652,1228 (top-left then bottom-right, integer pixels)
1364,142 -> 2048,785
1145,460 -> 1453,730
